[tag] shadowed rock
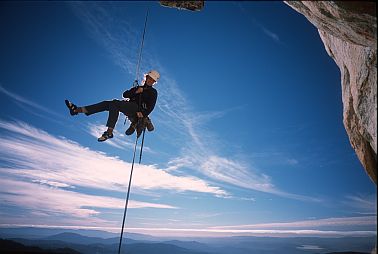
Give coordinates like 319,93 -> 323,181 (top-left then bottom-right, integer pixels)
160,1 -> 204,11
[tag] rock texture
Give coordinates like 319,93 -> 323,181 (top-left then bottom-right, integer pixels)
159,1 -> 204,11
285,1 -> 377,185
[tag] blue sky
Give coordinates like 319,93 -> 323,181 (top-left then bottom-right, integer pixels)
0,1 -> 376,238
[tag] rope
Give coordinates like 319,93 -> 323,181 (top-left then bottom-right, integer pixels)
117,135 -> 139,254
135,8 -> 149,84
139,128 -> 146,164
118,9 -> 149,254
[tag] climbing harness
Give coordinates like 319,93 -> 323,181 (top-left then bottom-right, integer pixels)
118,8 -> 149,254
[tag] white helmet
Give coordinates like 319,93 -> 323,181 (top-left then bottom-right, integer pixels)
147,70 -> 160,82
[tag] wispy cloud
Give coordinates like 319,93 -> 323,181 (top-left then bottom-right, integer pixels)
297,245 -> 323,251
0,118 -> 231,227
0,176 -> 176,218
107,227 -> 377,238
0,119 -> 227,197
155,76 -> 311,199
0,84 -> 62,122
166,153 -> 320,202
260,26 -> 281,43
0,223 -> 375,238
86,122 -> 152,152
286,158 -> 299,165
236,2 -> 282,44
0,175 -> 177,229
343,194 -> 377,214
69,2 -> 141,77
210,216 -> 377,230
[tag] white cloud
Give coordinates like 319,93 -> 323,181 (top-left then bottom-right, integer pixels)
201,156 -> 274,192
167,153 -> 320,202
0,119 -> 227,198
0,177 -> 176,218
297,245 -> 323,250
86,122 -> 138,150
260,26 -> 281,43
286,158 -> 299,165
0,84 -> 64,125
235,2 -> 282,44
343,194 -> 377,214
210,216 -> 377,230
0,223 -> 375,238
0,85 -> 59,117
156,80 -> 312,199
32,179 -> 75,189
69,2 -> 143,78
0,119 -> 232,227
0,175 -> 177,232
106,227 -> 377,238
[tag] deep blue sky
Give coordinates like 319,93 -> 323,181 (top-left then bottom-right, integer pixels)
0,1 -> 376,238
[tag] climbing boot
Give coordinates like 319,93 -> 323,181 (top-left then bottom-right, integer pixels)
97,131 -> 113,142
136,120 -> 145,138
65,99 -> 78,116
125,121 -> 137,136
145,117 -> 154,132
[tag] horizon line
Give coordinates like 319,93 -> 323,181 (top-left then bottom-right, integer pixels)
1,224 -> 376,238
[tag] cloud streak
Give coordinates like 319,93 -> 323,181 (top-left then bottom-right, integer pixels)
343,194 -> 377,214
0,84 -> 63,122
107,227 -> 377,238
0,176 -> 176,218
235,2 -> 283,45
0,119 -> 227,197
70,2 -> 141,77
86,122 -> 146,151
210,216 -> 377,230
260,25 -> 281,43
0,119 -> 230,225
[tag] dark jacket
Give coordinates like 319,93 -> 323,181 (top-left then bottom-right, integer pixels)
123,85 -> 157,116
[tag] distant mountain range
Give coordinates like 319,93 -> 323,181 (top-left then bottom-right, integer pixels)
0,227 -> 375,254
0,238 -> 81,254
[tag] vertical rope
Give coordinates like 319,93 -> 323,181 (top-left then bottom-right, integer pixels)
118,8 -> 149,254
138,128 -> 146,164
117,136 -> 138,254
135,9 -> 149,84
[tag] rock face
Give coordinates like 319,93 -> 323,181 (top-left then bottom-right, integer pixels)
285,1 -> 377,184
159,1 -> 204,11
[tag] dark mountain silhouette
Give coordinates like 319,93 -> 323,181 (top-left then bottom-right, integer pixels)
0,239 -> 81,254
326,252 -> 369,254
163,240 -> 214,252
45,232 -> 121,245
0,227 -> 164,242
124,242 -> 211,254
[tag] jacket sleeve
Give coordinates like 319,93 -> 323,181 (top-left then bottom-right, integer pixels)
122,87 -> 138,99
142,89 -> 157,116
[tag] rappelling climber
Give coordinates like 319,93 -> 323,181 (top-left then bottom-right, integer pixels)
65,70 -> 159,142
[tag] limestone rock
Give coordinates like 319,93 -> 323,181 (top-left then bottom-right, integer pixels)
159,1 -> 204,11
285,1 -> 377,184
285,1 -> 376,48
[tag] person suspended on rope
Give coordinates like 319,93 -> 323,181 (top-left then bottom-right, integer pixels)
65,70 -> 159,142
